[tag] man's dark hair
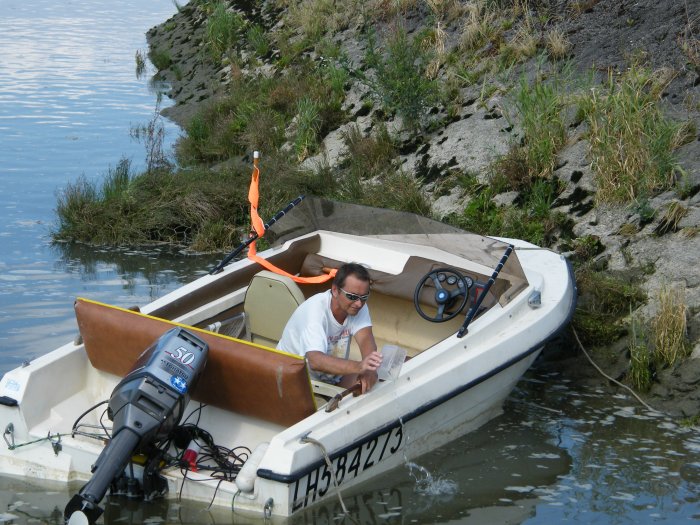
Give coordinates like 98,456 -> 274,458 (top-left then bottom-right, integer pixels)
333,263 -> 370,288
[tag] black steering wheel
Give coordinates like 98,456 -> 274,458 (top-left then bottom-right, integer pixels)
413,268 -> 471,322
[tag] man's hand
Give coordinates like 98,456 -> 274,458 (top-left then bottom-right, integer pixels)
357,351 -> 382,393
359,351 -> 382,374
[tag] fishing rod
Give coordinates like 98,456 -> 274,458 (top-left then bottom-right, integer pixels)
209,195 -> 306,275
457,244 -> 514,338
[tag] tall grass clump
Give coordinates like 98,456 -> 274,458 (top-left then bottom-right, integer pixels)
206,2 -> 245,60
130,106 -> 171,174
149,48 -> 172,71
572,267 -> 647,347
510,68 -> 567,178
627,310 -> 653,391
578,63 -> 690,204
246,24 -> 271,57
54,159 -> 133,244
651,285 -> 689,367
459,1 -> 502,53
364,26 -> 440,130
135,49 -> 147,78
293,97 -> 321,161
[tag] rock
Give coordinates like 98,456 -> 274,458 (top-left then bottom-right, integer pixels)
492,191 -> 519,207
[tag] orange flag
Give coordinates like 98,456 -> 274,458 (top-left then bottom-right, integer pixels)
246,152 -> 336,284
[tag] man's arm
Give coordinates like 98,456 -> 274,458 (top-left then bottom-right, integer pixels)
306,326 -> 381,393
353,326 -> 380,393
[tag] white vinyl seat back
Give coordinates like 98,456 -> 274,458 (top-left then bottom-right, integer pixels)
244,270 -> 306,347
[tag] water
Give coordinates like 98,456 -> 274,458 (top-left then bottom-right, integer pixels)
1,1 -> 699,523
0,0 -> 219,373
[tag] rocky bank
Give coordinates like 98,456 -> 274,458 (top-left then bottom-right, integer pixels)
147,0 -> 700,418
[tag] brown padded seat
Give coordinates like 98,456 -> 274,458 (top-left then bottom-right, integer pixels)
75,298 -> 316,427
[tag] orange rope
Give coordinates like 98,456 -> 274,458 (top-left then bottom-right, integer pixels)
246,153 -> 336,284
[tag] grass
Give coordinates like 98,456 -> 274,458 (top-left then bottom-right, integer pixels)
577,63 -> 689,204
135,50 -> 147,78
510,66 -> 568,178
175,65 -> 344,165
53,0 -> 696,269
651,285 -> 690,367
246,24 -> 271,58
545,27 -> 570,60
130,106 -> 171,174
625,285 -> 691,390
149,48 -> 172,71
205,2 -> 245,60
293,97 -> 322,161
55,161 -> 251,250
654,201 -> 688,235
627,310 -> 652,392
363,26 -> 440,131
572,267 -> 647,347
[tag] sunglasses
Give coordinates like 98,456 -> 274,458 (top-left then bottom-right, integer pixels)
338,287 -> 370,303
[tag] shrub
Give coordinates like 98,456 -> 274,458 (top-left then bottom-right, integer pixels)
364,26 -> 440,130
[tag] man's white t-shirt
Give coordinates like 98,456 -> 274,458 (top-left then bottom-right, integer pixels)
276,290 -> 372,384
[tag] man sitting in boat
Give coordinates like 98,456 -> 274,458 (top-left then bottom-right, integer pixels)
277,263 -> 382,394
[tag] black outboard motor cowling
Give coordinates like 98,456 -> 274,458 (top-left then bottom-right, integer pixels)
64,327 -> 208,525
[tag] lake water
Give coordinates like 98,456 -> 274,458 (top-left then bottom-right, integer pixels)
0,1 -> 699,523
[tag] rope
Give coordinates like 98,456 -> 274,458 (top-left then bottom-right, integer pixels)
300,435 -> 356,522
571,326 -> 662,415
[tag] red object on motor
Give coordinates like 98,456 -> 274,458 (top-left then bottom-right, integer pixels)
183,440 -> 200,471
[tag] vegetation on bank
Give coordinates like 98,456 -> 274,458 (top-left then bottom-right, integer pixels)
53,0 -> 695,397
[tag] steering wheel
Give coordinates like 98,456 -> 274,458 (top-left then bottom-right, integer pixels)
413,268 -> 471,322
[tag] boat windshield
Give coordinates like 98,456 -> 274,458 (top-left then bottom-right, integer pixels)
266,197 -> 528,306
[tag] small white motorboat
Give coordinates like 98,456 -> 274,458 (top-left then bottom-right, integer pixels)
0,194 -> 575,521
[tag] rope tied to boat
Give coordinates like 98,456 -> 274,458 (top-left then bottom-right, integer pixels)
572,326 -> 663,415
299,433 -> 357,521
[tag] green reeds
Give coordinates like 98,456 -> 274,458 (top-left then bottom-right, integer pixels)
578,63 -> 688,204
627,309 -> 652,392
511,67 -> 568,179
205,2 -> 245,60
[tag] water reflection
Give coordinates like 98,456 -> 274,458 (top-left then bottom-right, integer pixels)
50,242 -> 220,295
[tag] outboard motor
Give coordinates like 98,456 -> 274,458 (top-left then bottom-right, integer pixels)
64,327 -> 208,525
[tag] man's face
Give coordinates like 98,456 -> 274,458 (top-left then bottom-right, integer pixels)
334,274 -> 370,316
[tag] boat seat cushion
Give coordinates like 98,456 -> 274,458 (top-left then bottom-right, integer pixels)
74,297 -> 316,427
244,270 -> 306,347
